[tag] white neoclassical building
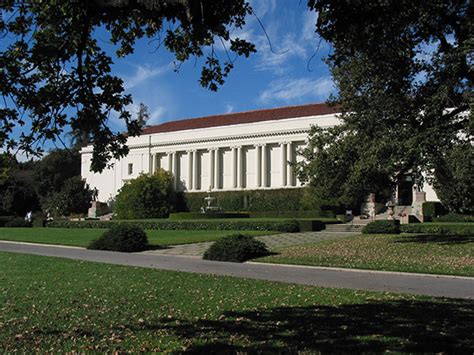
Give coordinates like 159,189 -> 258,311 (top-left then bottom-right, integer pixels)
81,103 -> 439,204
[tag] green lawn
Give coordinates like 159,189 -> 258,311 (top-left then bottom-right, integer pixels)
1,252 -> 472,352
256,233 -> 474,277
0,228 -> 269,247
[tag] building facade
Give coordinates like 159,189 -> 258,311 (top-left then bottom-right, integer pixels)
81,103 -> 439,204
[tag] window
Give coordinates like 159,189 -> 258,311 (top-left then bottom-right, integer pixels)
128,163 -> 133,175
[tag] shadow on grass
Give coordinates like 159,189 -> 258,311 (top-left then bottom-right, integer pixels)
394,234 -> 474,245
132,299 -> 474,352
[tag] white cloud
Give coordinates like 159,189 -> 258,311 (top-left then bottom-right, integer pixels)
249,0 -> 276,17
254,31 -> 307,74
123,64 -> 169,90
301,11 -> 318,41
148,106 -> 167,125
224,104 -> 234,113
258,76 -> 334,104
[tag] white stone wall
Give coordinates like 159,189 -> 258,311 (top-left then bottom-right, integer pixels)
81,112 -> 440,204
81,114 -> 334,201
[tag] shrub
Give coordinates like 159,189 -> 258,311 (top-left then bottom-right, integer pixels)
169,212 -> 250,220
42,176 -> 96,216
248,210 -> 335,218
185,189 -> 307,212
434,213 -> 474,223
0,216 -> 14,227
432,143 -> 473,214
48,219 -> 326,231
115,169 -> 177,220
422,202 -> 447,222
400,223 -> 474,235
203,234 -> 269,262
87,225 -> 149,252
275,220 -> 300,233
4,217 -> 32,228
362,220 -> 400,234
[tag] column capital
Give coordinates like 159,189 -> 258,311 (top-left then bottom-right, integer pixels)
231,145 -> 242,149
253,143 -> 264,148
279,141 -> 290,146
166,151 -> 174,155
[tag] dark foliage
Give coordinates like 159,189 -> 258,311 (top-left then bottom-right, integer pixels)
87,224 -> 149,252
401,223 -> 474,235
422,202 -> 448,222
48,218 -> 325,232
184,188 -> 339,215
203,234 -> 269,262
362,220 -> 400,234
1,1 -> 255,171
43,176 -> 96,216
275,220 -> 300,233
115,170 -> 176,219
302,0 -> 472,208
169,212 -> 250,220
4,217 -> 32,228
434,213 -> 474,223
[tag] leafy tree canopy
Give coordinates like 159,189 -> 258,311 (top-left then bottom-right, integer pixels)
1,0 -> 255,172
299,0 -> 473,210
43,175 -> 97,216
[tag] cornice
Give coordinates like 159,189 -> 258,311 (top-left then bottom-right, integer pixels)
80,126 -> 332,154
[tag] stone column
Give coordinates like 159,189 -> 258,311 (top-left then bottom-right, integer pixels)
154,154 -> 160,172
193,150 -> 199,190
280,142 -> 287,187
232,146 -> 238,188
286,142 -> 293,186
209,148 -> 215,189
238,146 -> 244,188
173,152 -> 179,189
187,150 -> 193,191
262,144 -> 268,187
167,151 -> 173,173
255,144 -> 262,188
214,148 -> 220,189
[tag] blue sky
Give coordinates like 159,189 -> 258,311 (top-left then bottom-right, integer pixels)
4,1 -> 335,158
110,0 -> 334,130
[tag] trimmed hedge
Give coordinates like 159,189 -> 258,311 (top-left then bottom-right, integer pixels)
0,216 -> 14,227
248,210 -> 336,218
275,220 -> 300,233
4,218 -> 32,228
362,220 -> 400,234
169,212 -> 250,220
401,223 -> 474,235
88,225 -> 149,252
433,213 -> 474,223
185,189 -> 308,212
422,202 -> 447,222
47,218 -> 325,232
203,234 -> 269,262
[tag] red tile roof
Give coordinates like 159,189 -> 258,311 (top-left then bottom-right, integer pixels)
141,103 -> 339,135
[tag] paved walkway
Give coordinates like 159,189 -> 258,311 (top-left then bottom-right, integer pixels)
142,231 -> 359,256
0,241 -> 473,299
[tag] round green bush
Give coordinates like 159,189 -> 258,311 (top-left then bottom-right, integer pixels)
203,234 -> 269,262
362,220 -> 400,234
115,169 -> 177,220
275,220 -> 300,233
87,224 -> 149,252
4,218 -> 32,228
